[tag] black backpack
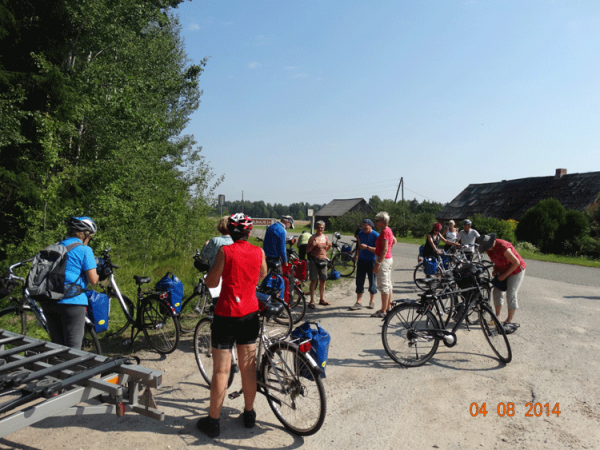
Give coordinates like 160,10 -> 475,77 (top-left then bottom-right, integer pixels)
26,242 -> 84,302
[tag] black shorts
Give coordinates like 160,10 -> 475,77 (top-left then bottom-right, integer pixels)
211,311 -> 260,349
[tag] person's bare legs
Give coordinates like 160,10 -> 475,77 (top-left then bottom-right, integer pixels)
380,292 -> 390,313
236,343 -> 257,412
319,280 -> 326,302
356,292 -> 363,306
209,348 -> 232,419
309,280 -> 318,305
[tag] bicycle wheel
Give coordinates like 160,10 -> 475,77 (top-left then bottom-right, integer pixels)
81,324 -> 102,354
261,341 -> 327,436
193,317 -> 235,388
413,262 -> 441,291
466,285 -> 490,325
479,304 -> 512,363
437,291 -> 456,328
179,289 -> 211,334
0,305 -> 49,340
332,252 -> 356,277
263,302 -> 293,340
382,304 -> 440,367
288,288 -> 306,324
141,298 -> 180,354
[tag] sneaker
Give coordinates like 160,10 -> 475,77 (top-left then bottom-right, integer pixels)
349,302 -> 362,311
196,416 -> 220,438
243,408 -> 256,428
367,301 -> 375,309
371,310 -> 385,318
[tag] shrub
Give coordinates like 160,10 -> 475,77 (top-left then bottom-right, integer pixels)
470,214 -> 516,243
516,198 -> 566,252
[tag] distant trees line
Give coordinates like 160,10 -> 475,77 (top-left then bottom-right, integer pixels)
214,201 -> 326,221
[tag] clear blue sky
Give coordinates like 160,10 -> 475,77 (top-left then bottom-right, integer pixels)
174,0 -> 600,207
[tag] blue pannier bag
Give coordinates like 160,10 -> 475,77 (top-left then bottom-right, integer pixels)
259,272 -> 285,299
423,257 -> 437,275
86,290 -> 110,333
341,244 -> 352,254
291,321 -> 331,380
155,272 -> 184,314
441,254 -> 450,270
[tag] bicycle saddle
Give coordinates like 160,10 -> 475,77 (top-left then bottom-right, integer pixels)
133,276 -> 152,285
258,299 -> 284,319
266,259 -> 282,273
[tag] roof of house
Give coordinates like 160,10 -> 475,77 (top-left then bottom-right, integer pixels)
438,170 -> 600,221
315,198 -> 370,217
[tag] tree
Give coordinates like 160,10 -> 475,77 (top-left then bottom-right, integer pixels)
515,198 -> 566,252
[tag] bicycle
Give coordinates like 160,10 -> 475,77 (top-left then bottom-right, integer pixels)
175,250 -> 214,334
97,248 -> 180,354
194,296 -> 327,436
327,232 -> 356,278
382,264 -> 511,367
0,259 -> 102,354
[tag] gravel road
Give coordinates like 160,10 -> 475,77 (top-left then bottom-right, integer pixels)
2,238 -> 599,450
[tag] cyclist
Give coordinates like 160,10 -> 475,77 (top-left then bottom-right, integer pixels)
196,213 -> 267,438
40,216 -> 99,349
296,229 -> 311,260
200,216 -> 233,269
423,222 -> 458,258
457,219 -> 480,261
349,219 -> 379,310
263,215 -> 294,269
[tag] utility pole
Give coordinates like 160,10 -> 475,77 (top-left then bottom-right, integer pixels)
395,177 -> 405,236
241,191 -> 244,213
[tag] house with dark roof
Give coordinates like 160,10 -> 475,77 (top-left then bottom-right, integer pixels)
437,169 -> 600,222
315,198 -> 371,229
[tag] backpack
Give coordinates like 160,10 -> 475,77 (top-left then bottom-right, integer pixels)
26,242 -> 83,302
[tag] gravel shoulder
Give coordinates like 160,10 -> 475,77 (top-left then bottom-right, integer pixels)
2,242 -> 600,449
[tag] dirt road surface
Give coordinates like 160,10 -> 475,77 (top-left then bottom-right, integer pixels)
2,242 -> 599,449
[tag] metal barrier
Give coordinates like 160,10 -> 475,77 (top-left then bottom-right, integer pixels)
0,329 -> 164,438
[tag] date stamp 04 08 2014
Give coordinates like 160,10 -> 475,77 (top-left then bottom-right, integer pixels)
470,402 -> 561,418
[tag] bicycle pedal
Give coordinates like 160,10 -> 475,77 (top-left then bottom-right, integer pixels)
228,390 -> 242,400
122,339 -> 132,347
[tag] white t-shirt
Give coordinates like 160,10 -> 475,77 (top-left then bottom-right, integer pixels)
445,229 -> 458,243
458,229 -> 480,251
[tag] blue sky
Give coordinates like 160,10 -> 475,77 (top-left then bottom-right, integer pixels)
174,0 -> 600,207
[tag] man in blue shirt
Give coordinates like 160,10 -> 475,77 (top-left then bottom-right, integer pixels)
349,219 -> 379,310
263,215 -> 294,269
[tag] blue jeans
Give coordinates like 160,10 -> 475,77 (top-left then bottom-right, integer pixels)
355,259 -> 377,295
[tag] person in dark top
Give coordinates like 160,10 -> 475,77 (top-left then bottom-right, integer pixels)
423,222 -> 458,257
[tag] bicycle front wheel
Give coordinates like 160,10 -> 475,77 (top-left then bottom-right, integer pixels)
261,341 -> 327,436
193,317 -> 235,388
81,324 -> 102,354
141,298 -> 180,354
413,262 -> 441,291
0,304 -> 49,340
264,302 -> 293,340
332,253 -> 356,277
479,304 -> 511,363
179,289 -> 211,334
382,304 -> 440,367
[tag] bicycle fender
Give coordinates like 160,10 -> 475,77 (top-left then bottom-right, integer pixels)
303,352 -> 325,377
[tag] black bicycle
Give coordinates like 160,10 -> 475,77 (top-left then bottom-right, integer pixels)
382,264 -> 511,367
98,248 -> 180,354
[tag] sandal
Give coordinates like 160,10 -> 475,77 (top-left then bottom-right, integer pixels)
308,303 -> 316,309
371,310 -> 385,318
502,322 -> 519,334
318,300 -> 331,306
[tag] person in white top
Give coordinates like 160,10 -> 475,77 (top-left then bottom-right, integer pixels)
442,220 -> 458,252
457,219 -> 480,261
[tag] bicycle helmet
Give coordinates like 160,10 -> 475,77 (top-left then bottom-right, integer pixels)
69,216 -> 97,234
281,215 -> 294,229
227,213 -> 253,236
433,222 -> 442,232
462,219 -> 472,226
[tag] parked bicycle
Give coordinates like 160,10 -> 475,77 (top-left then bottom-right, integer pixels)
97,248 -> 180,354
0,258 -> 102,354
327,232 -> 356,278
194,295 -> 327,436
382,264 -> 511,367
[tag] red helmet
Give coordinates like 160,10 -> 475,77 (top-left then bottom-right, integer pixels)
227,213 -> 253,236
433,222 -> 443,232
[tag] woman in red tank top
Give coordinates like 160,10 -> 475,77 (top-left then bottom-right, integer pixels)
196,214 -> 267,438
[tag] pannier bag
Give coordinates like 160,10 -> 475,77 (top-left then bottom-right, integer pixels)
453,264 -> 480,289
155,272 -> 184,314
423,257 -> 437,275
293,260 -> 307,282
291,321 -> 331,380
341,244 -> 352,254
86,290 -> 110,333
259,272 -> 286,300
441,254 -> 450,270
329,270 -> 341,280
26,242 -> 83,302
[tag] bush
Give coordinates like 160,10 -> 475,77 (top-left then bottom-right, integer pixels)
470,214 -> 516,243
516,198 -> 566,252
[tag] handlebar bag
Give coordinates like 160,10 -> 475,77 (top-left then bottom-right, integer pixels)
86,290 -> 110,333
292,260 -> 307,282
155,272 -> 184,314
291,321 -> 331,380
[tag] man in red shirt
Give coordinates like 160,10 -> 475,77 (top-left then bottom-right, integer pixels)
476,234 -> 526,334
196,214 -> 267,438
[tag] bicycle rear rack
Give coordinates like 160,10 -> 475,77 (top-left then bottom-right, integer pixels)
0,328 -> 164,438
